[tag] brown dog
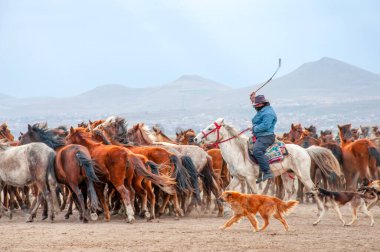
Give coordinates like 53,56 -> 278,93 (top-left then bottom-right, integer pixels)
219,191 -> 298,232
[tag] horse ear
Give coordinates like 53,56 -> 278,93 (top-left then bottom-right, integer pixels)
70,126 -> 74,134
20,132 -> 23,136
291,123 -> 295,130
89,120 -> 93,125
337,125 -> 341,129
27,124 -> 32,132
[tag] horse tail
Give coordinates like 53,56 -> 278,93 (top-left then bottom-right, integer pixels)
199,157 -> 216,197
75,151 -> 100,210
146,160 -> 159,175
167,155 -> 191,195
369,146 -> 380,166
129,155 -> 176,195
46,151 -> 57,191
306,146 -> 342,177
181,155 -> 201,203
46,150 -> 60,211
221,158 -> 230,189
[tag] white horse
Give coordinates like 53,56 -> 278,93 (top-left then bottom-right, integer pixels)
194,118 -> 320,196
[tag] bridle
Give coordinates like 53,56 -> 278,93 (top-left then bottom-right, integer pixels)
201,122 -> 251,148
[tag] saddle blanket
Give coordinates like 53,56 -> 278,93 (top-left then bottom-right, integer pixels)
248,137 -> 288,164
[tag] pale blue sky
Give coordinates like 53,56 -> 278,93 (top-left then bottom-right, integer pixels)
0,0 -> 379,97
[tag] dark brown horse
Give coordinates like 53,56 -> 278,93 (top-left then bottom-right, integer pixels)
338,124 -> 380,190
19,123 -> 101,223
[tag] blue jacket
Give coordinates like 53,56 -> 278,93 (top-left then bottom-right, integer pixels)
252,105 -> 277,137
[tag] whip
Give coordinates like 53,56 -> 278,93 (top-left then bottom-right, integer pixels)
252,58 -> 282,94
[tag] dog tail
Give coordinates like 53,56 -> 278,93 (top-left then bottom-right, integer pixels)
277,200 -> 299,215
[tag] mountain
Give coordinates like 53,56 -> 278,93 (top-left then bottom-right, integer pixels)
1,57 -> 379,135
238,57 -> 380,104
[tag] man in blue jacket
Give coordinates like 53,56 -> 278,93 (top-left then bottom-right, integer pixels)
250,92 -> 277,183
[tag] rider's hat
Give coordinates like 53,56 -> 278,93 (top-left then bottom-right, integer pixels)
254,95 -> 269,105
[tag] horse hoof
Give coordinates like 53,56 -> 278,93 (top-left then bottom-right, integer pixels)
90,213 -> 98,221
64,214 -> 70,220
127,217 -> 135,224
145,212 -> 151,219
41,215 -> 48,221
217,212 -> 224,218
26,214 -> 34,223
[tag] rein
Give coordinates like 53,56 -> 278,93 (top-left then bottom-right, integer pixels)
202,122 -> 251,148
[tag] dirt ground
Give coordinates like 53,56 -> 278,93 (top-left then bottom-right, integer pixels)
0,204 -> 379,252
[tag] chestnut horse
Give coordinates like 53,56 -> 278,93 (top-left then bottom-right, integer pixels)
66,127 -> 175,223
19,123 -> 101,223
94,117 -> 200,216
92,122 -> 196,219
338,124 -> 380,190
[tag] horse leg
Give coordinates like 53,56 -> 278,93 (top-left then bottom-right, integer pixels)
65,194 -> 74,219
69,183 -> 87,223
210,178 -> 223,217
145,182 -> 156,219
171,194 -> 184,219
281,173 -> 294,201
95,184 -> 110,221
115,185 -> 135,223
26,193 -> 43,222
36,180 -> 55,223
3,185 -> 9,209
133,179 -> 149,219
297,180 -> 304,203
158,193 -> 170,217
23,186 -> 31,209
245,175 -> 258,194
0,183 -> 11,219
14,187 -> 27,211
226,176 -> 241,191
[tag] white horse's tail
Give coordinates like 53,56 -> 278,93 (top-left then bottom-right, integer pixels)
306,146 -> 342,177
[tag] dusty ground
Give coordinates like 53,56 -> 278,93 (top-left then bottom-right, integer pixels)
0,204 -> 379,252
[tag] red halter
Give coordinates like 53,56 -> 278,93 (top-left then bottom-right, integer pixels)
201,122 -> 251,148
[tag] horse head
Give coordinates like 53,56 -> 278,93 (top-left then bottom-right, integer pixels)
0,123 -> 15,142
337,124 -> 354,144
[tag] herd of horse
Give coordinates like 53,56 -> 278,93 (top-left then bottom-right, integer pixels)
0,118 -> 379,224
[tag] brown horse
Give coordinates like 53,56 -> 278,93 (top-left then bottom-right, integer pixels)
66,127 -> 176,223
92,124 -> 196,219
19,123 -> 102,223
287,123 -> 303,142
338,124 -> 380,190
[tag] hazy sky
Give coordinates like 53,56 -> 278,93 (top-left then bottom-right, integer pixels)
0,0 -> 379,97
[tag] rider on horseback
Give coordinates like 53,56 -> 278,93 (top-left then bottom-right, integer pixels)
250,92 -> 277,183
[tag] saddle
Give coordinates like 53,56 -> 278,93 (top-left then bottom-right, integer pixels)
247,136 -> 288,165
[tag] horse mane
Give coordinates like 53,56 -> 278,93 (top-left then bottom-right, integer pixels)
223,123 -> 248,156
30,123 -> 65,149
